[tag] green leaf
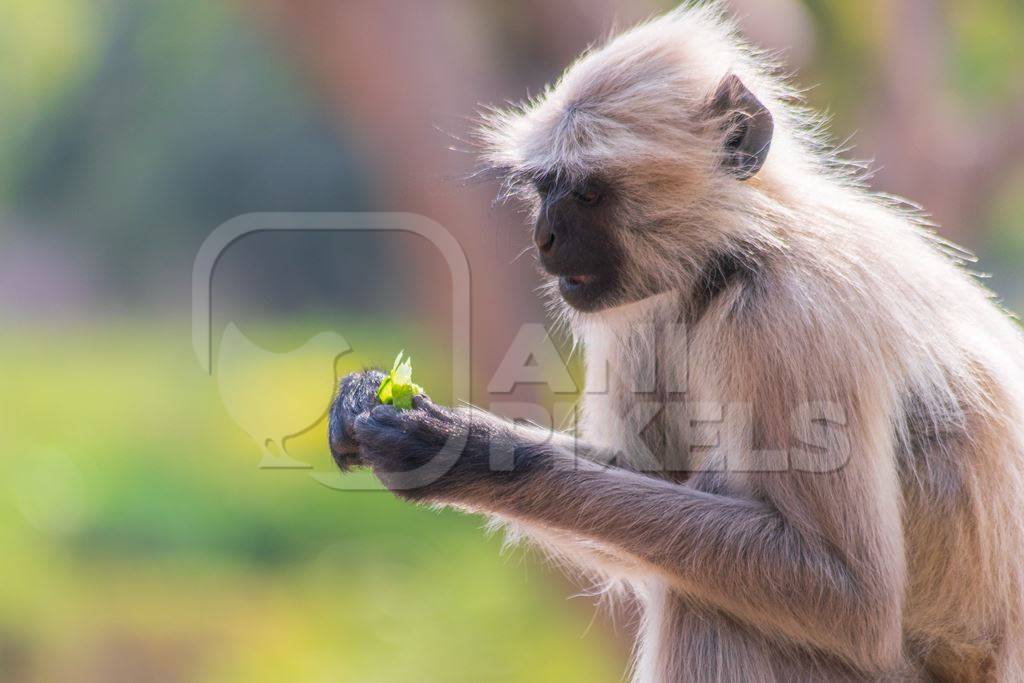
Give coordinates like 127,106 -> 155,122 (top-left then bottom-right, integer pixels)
376,351 -> 425,410
376,376 -> 393,404
393,356 -> 413,386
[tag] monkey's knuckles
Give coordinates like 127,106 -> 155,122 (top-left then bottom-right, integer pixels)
355,407 -> 444,467
354,404 -> 485,500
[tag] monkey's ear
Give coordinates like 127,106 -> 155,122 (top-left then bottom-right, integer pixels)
705,75 -> 774,181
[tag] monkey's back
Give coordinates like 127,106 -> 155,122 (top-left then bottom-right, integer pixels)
576,212 -> 1024,679
844,204 -> 1024,678
764,220 -> 1024,679
893,265 -> 1024,680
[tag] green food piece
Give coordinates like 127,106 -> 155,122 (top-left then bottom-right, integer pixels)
377,351 -> 424,410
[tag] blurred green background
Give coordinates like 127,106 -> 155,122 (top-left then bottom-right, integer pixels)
2,1 -> 1022,681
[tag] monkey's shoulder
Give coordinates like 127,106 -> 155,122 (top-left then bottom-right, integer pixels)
686,249 -> 770,327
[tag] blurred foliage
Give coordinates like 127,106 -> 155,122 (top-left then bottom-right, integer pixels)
0,324 -> 619,682
799,0 -> 886,127
3,0 -> 375,302
946,0 -> 1024,104
0,0 -> 97,185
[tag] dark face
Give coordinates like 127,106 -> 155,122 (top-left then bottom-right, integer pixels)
532,173 -> 626,312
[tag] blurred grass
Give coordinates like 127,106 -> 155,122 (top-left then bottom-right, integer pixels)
0,322 -> 620,683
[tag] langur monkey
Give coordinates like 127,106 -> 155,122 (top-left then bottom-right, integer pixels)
330,4 -> 1024,681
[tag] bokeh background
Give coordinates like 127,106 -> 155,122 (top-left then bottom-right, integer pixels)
2,1 -> 1022,681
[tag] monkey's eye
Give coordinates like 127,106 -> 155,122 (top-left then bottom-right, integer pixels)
572,188 -> 602,206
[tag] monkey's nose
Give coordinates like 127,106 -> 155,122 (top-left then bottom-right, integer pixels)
534,224 -> 556,254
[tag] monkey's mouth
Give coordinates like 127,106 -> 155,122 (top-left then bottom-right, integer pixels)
558,275 -> 600,301
560,274 -> 596,288
556,273 -> 612,311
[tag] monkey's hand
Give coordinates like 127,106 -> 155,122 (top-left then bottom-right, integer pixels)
354,397 -> 531,503
328,370 -> 387,470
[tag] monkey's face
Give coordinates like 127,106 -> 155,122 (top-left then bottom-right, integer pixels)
527,163 -> 712,313
531,173 -> 634,312
483,24 -> 775,314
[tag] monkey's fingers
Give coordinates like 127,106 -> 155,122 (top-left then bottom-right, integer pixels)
329,369 -> 387,469
411,394 -> 447,420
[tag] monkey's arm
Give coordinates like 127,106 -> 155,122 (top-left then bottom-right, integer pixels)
353,344 -> 905,672
356,399 -> 902,671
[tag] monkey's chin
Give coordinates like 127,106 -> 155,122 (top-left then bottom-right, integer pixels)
557,275 -> 612,312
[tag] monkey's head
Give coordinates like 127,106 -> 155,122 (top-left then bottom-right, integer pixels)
480,7 -> 782,314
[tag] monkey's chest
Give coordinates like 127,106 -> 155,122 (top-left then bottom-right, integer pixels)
579,319 -> 704,478
580,374 -> 694,478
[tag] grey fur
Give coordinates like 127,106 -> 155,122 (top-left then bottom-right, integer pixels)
337,4 -> 1024,681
